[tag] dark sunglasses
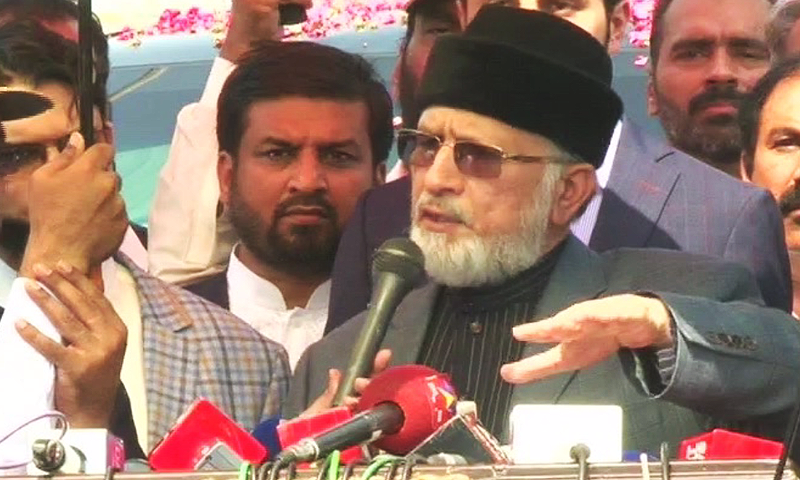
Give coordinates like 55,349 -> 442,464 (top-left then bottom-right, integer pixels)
397,129 -> 568,178
0,135 -> 71,176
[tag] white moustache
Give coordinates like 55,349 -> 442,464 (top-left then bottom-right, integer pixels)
413,194 -> 473,226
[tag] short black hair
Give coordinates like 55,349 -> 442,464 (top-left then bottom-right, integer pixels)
460,0 -> 624,19
0,0 -> 109,119
217,41 -> 394,166
650,0 -> 773,69
0,21 -> 78,92
740,55 -> 800,175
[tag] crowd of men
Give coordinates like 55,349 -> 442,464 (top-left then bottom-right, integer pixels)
3,0 -> 800,463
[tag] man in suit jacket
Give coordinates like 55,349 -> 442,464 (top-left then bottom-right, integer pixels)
326,0 -> 791,330
292,7 -> 800,453
119,254 -> 289,449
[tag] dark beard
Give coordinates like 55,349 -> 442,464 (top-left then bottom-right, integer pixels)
655,84 -> 745,166
228,182 -> 341,278
780,188 -> 800,217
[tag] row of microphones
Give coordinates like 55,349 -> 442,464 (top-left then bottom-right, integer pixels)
275,365 -> 456,464
148,364 -> 513,473
149,237 -> 428,471
146,365 -> 460,471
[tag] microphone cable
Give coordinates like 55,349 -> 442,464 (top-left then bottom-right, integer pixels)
245,452 -> 406,480
0,411 -> 68,471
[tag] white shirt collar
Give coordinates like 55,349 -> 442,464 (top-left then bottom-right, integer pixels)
0,257 -> 17,307
596,120 -> 623,189
226,246 -> 331,312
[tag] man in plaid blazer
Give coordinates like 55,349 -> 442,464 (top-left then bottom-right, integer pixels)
117,253 -> 290,451
0,23 -> 290,458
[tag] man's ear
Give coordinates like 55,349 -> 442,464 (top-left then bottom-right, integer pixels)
218,151 -> 235,211
374,162 -> 387,185
606,0 -> 631,56
647,75 -> 659,116
549,164 -> 597,228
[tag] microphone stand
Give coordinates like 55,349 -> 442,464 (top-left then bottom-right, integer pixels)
773,388 -> 800,480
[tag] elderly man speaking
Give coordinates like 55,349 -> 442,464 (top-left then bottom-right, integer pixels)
287,6 -> 800,455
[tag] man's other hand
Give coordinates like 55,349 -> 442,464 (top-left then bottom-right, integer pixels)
21,132 -> 127,275
301,349 -> 392,417
15,261 -> 127,428
221,0 -> 314,61
501,294 -> 674,384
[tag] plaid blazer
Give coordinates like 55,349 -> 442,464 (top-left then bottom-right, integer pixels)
116,254 -> 291,449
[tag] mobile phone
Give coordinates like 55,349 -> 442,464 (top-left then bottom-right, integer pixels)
279,3 -> 307,25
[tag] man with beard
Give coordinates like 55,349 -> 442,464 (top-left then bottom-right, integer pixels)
183,41 -> 391,370
149,0 -> 312,285
0,23 -> 290,455
741,57 -> 800,318
289,7 -> 800,455
648,0 -> 771,177
328,0 -> 791,332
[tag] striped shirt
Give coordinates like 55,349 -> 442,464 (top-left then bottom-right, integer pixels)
417,242 -> 566,438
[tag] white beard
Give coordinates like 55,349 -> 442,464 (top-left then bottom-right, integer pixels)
410,164 -> 563,288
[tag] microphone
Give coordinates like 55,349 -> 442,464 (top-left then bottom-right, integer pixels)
276,407 -> 365,464
332,238 -> 425,406
26,430 -> 126,475
252,416 -> 281,460
148,399 -> 267,471
276,365 -> 456,464
680,429 -> 784,460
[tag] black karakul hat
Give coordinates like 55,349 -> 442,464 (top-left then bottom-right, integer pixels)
416,5 -> 623,168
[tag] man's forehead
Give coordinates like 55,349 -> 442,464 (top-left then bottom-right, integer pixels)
661,0 -> 769,43
408,0 -> 457,18
762,76 -> 800,127
243,97 -> 370,142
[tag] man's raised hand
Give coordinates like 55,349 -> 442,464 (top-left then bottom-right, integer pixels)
501,294 -> 674,384
16,261 -> 127,428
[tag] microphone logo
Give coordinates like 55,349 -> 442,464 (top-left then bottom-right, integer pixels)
423,375 -> 457,422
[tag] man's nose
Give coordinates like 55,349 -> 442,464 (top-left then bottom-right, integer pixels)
288,150 -> 327,193
705,51 -> 738,87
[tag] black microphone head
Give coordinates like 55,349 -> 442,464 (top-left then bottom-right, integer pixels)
372,237 -> 425,287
